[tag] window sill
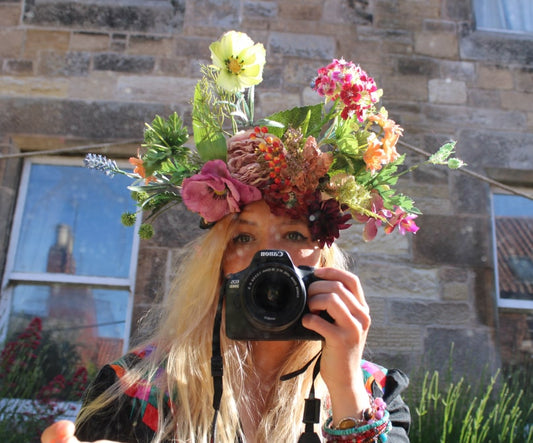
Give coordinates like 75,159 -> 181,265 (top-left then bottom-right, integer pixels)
460,29 -> 533,65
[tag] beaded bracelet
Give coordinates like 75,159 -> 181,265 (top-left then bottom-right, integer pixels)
322,410 -> 391,442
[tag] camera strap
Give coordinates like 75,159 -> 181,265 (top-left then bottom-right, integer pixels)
210,287 -> 323,443
210,288 -> 225,443
281,350 -> 323,443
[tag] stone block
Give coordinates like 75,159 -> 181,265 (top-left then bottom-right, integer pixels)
0,97 -> 175,139
173,36 -> 212,58
37,51 -> 91,77
70,31 -> 110,52
269,32 -> 335,60
439,60 -> 476,83
379,75 -> 428,102
354,260 -> 440,300
467,89 -> 501,108
68,72 -> 117,100
423,327 -> 499,380
338,223 -> 410,258
23,0 -> 185,34
94,53 -> 155,73
185,0 -> 240,28
415,32 -> 458,59
0,29 -> 24,58
3,59 -> 33,75
256,91 -> 301,117
110,33 -> 128,52
460,32 -> 533,66
278,0 -> 323,20
423,19 -> 457,33
423,104 -> 525,132
500,91 -> 533,112
514,66 -> 533,93
116,76 -> 197,104
157,57 -> 204,78
134,246 -> 168,305
366,325 -> 425,353
0,3 -> 21,27
129,35 -> 173,57
413,214 -> 491,266
428,78 -> 467,104
0,76 -> 69,97
396,56 -> 440,77
322,0 -> 373,25
440,268 -> 473,303
24,30 -> 70,58
243,1 -> 278,19
390,300 -> 473,325
477,64 -> 514,90
456,129 -> 533,169
145,204 -> 204,250
366,296 -> 387,325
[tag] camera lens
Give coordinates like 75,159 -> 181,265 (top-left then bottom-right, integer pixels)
242,264 -> 306,332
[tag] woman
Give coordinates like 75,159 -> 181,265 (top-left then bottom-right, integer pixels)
39,29 -> 441,442
42,199 -> 410,442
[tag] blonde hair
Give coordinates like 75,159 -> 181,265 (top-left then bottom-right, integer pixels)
77,213 -> 348,442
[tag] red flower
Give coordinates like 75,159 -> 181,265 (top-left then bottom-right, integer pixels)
307,195 -> 352,248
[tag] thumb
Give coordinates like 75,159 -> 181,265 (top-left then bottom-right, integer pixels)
41,420 -> 76,443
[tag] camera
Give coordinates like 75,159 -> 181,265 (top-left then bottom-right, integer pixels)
223,249 -> 330,340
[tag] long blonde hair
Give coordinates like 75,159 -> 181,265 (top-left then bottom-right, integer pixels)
77,212 -> 348,442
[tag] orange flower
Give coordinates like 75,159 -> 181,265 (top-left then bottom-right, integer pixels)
369,111 -> 403,163
363,134 -> 387,173
129,155 -> 157,183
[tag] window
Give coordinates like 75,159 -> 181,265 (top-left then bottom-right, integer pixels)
1,157 -> 140,376
474,0 -> 533,33
492,192 -> 533,309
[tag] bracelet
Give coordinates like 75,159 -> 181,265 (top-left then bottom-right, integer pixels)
322,411 -> 391,442
333,394 -> 387,429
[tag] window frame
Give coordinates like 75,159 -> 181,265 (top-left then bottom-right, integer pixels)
0,155 -> 141,353
491,188 -> 533,311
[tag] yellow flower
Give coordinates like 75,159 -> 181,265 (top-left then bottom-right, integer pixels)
209,31 -> 266,93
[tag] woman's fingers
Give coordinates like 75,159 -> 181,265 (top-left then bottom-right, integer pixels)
41,420 -> 76,443
41,421 -> 121,443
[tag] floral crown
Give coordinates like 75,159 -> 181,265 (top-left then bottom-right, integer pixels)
86,30 -> 463,247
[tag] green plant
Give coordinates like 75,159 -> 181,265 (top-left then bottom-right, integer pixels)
407,364 -> 533,443
0,317 -> 88,443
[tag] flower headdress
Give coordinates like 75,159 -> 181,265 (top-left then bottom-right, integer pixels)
86,30 -> 463,246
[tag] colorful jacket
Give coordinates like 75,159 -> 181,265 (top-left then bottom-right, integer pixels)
75,347 -> 410,442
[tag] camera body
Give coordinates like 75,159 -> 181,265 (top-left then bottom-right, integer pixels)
223,249 -> 326,340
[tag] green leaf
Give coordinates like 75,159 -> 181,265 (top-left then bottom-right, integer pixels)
264,104 -> 324,138
192,81 -> 228,161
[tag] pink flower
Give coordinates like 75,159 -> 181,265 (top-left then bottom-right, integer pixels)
385,207 -> 420,235
313,58 -> 380,122
354,193 -> 391,242
181,160 -> 261,223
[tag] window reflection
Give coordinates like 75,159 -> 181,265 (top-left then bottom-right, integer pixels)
14,163 -> 136,278
493,194 -> 533,301
9,284 -> 128,370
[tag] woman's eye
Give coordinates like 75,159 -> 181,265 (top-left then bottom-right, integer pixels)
286,231 -> 307,241
233,233 -> 253,244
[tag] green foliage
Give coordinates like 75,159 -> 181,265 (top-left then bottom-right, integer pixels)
264,104 -> 325,139
407,364 -> 533,443
142,112 -> 197,177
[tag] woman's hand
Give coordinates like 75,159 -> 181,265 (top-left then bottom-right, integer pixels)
41,420 -> 121,443
302,267 -> 372,423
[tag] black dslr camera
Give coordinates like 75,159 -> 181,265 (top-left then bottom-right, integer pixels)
223,249 -> 329,340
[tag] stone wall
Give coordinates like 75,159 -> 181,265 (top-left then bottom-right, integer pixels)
0,0 -> 532,377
